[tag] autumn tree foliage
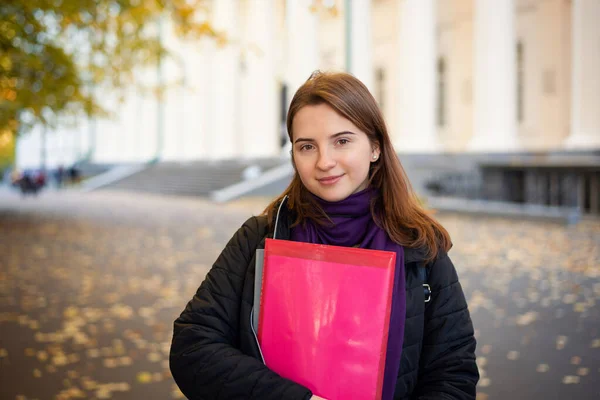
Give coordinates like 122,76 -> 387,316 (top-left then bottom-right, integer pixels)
0,0 -> 218,140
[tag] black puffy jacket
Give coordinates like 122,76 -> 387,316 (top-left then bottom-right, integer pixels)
170,199 -> 479,399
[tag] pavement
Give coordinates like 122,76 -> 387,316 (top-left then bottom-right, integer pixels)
0,189 -> 598,399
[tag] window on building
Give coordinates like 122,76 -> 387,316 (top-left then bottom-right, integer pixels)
375,67 -> 385,110
517,41 -> 524,123
437,57 -> 446,127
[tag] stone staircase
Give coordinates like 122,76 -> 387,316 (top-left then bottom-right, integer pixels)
100,159 -> 284,197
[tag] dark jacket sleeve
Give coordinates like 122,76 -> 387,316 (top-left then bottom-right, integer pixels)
413,252 -> 479,399
169,217 -> 312,400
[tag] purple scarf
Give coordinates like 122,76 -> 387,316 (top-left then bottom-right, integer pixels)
290,188 -> 406,400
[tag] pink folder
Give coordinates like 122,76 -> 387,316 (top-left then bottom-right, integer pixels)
258,238 -> 396,400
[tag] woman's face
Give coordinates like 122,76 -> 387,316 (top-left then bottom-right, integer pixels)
291,103 -> 380,202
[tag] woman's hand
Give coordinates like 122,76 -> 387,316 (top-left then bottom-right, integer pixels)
310,396 -> 328,400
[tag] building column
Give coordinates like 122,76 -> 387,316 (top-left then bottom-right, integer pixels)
395,0 -> 438,152
347,0 -> 374,92
286,0 -> 319,99
241,0 -> 279,158
468,0 -> 518,152
565,0 -> 600,149
209,0 -> 239,159
183,37 -> 212,161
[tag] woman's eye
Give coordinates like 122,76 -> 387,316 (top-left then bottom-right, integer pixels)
300,144 -> 314,151
337,138 -> 350,146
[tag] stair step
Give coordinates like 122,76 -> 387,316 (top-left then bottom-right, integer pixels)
99,160 -> 285,197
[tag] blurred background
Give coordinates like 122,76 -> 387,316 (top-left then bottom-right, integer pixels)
0,0 -> 599,399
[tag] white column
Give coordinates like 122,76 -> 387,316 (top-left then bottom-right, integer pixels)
161,17 -> 185,162
241,0 -> 279,158
395,0 -> 438,152
181,39 -> 209,160
348,0 -> 373,92
209,0 -> 239,159
565,0 -> 600,149
468,0 -> 518,152
286,0 -> 319,98
138,67 -> 158,161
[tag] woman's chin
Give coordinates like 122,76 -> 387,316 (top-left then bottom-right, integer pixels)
312,188 -> 352,203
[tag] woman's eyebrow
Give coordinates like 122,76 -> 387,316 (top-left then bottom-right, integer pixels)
330,131 -> 356,138
294,131 -> 356,144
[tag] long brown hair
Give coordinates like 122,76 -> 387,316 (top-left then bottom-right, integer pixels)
264,71 -> 451,262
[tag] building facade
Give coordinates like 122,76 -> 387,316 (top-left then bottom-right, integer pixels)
15,0 -> 600,168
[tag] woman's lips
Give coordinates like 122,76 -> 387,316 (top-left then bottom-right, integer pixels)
317,174 -> 344,185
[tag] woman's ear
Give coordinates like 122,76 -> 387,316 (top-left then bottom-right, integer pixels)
371,147 -> 381,162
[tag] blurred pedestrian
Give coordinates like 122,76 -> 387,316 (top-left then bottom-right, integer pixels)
68,164 -> 80,184
55,165 -> 65,188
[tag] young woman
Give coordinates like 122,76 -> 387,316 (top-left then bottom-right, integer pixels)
170,71 -> 479,399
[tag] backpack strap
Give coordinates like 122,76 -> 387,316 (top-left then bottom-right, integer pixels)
419,264 -> 431,303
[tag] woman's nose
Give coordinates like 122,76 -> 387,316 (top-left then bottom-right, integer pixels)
316,149 -> 336,170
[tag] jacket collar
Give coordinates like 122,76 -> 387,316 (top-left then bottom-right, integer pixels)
271,195 -> 427,264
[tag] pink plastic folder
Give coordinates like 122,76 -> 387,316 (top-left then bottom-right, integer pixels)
258,238 -> 396,400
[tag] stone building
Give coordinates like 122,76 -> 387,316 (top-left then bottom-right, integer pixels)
15,0 -> 599,165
